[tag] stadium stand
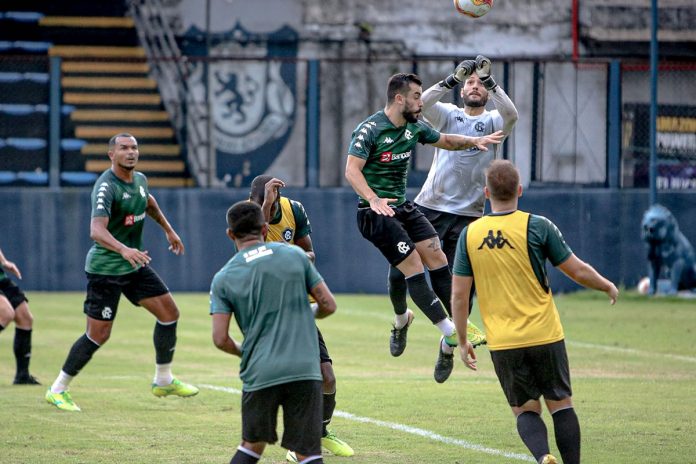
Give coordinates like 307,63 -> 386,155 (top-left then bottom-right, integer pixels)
0,0 -> 193,188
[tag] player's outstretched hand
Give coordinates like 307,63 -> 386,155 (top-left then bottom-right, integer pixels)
1,259 -> 22,279
454,59 -> 476,83
473,130 -> 505,151
263,178 -> 285,205
606,283 -> 619,305
459,341 -> 477,371
166,230 -> 185,256
368,196 -> 397,217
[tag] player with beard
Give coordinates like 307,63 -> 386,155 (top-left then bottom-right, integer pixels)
345,73 -> 504,382
387,56 -> 519,364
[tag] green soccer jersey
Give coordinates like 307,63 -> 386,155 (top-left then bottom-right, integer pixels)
85,169 -> 150,276
209,241 -> 324,392
347,110 -> 440,207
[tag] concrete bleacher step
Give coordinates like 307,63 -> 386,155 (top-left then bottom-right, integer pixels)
64,92 -> 161,105
39,16 -> 134,28
61,61 -> 149,74
71,109 -> 170,122
75,126 -> 174,139
80,143 -> 180,157
49,45 -> 145,58
62,76 -> 158,89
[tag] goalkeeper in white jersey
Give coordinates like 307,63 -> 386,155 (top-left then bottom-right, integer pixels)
388,55 -> 518,359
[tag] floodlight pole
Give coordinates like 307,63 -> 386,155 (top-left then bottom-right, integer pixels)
649,0 -> 658,205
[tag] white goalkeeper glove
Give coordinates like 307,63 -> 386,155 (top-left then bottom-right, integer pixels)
440,59 -> 476,89
475,55 -> 498,91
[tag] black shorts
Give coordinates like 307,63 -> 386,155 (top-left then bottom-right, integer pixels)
357,200 -> 438,266
417,205 -> 478,267
317,327 -> 331,364
83,266 -> 169,321
0,277 -> 28,309
490,340 -> 572,407
241,380 -> 323,455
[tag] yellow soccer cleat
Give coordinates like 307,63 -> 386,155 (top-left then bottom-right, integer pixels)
45,389 -> 81,412
151,378 -> 199,398
540,454 -> 558,464
322,430 -> 354,457
467,320 -> 487,348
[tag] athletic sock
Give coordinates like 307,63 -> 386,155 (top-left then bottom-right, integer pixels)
61,333 -> 101,377
154,362 -> 173,386
429,265 -> 453,317
51,370 -> 75,394
14,327 -> 32,377
299,457 -> 324,464
153,319 -> 177,364
230,446 -> 260,464
435,318 -> 456,338
394,312 -> 410,329
0,323 -> 5,332
405,273 -> 448,324
322,391 -> 337,436
388,266 -> 408,316
516,411 -> 550,462
552,407 -> 581,464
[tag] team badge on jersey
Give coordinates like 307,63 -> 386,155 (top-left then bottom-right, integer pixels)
397,241 -> 411,254
282,227 -> 294,242
475,121 -> 485,132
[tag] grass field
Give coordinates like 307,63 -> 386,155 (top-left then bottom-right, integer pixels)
1,290 -> 695,463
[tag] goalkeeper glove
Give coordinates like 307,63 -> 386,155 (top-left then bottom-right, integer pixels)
440,59 -> 476,89
475,55 -> 497,91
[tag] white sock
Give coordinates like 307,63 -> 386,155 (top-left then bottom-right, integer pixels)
441,338 -> 455,354
51,370 -> 74,394
435,318 -> 456,337
154,362 -> 173,386
394,310 -> 411,329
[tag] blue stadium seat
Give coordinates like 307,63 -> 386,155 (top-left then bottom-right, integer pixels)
2,137 -> 46,150
60,138 -> 87,151
0,12 -> 44,22
0,72 -> 49,83
0,171 -> 18,185
60,171 -> 97,186
0,40 -> 51,53
16,171 -> 48,185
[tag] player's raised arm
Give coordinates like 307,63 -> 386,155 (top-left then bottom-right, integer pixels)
432,130 -> 504,151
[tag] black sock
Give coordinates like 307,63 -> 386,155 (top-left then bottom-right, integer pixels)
516,411 -> 550,462
322,391 -> 337,436
429,265 -> 452,317
0,323 -> 5,332
154,320 -> 177,364
388,266 -> 408,316
14,328 -> 32,377
405,273 -> 448,324
62,334 -> 100,376
552,408 -> 581,464
229,448 -> 260,464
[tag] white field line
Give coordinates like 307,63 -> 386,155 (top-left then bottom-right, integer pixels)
567,340 -> 696,364
198,384 -> 535,462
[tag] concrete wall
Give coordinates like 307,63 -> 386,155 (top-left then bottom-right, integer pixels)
2,188 -> 694,295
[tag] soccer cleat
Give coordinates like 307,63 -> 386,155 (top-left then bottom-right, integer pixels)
45,389 -> 81,411
540,454 -> 558,464
390,308 -> 414,357
467,320 -> 487,348
322,430 -> 354,457
151,378 -> 199,398
434,337 -> 455,383
286,450 -> 299,463
13,373 -> 41,385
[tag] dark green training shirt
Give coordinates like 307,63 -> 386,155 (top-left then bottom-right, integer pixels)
347,110 -> 440,207
85,169 -> 150,276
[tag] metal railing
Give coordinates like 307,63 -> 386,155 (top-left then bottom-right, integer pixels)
128,0 -> 212,186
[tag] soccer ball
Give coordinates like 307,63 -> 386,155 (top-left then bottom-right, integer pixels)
637,277 -> 650,295
454,0 -> 494,18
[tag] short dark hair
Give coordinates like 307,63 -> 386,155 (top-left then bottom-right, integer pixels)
485,160 -> 520,201
387,73 -> 422,104
249,175 -> 274,205
108,133 -> 136,149
226,201 -> 265,239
